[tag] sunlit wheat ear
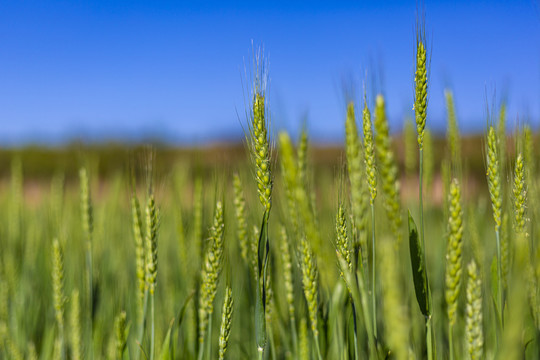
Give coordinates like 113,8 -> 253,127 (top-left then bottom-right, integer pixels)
249,91 -> 272,212
445,179 -> 463,327
345,101 -> 368,266
198,200 -> 225,344
218,286 -> 234,360
131,195 -> 146,318
466,260 -> 483,360
362,101 -> 377,204
233,173 -> 249,265
69,289 -> 82,360
414,39 -> 428,149
335,203 -> 351,271
374,94 -> 402,242
145,194 -> 159,295
380,240 -> 409,360
114,311 -> 128,359
513,153 -> 527,235
52,238 -> 65,354
486,126 -> 502,231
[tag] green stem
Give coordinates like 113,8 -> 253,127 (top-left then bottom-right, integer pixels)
352,302 -> 359,360
290,316 -> 298,356
206,313 -> 212,360
449,323 -> 454,360
426,316 -> 433,360
496,228 -> 504,330
419,148 -> 435,360
371,203 -> 377,338
150,293 -> 155,360
269,322 -> 277,360
136,289 -> 149,360
419,148 -> 425,265
257,347 -> 264,360
314,332 -> 323,360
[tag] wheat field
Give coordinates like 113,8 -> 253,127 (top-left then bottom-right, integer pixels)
0,31 -> 539,360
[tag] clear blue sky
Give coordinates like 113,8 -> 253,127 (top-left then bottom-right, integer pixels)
0,0 -> 539,145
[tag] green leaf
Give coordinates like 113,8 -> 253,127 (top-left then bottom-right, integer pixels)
159,319 -> 175,360
408,211 -> 431,317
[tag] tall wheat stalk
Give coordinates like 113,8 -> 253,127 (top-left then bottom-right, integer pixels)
413,24 -> 435,360
486,125 -> 503,329
362,99 -> 378,336
245,48 -> 272,360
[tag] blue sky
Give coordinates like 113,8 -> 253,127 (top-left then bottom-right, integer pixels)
0,0 -> 539,145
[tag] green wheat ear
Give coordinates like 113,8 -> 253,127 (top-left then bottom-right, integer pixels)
363,100 -> 377,204
299,238 -> 321,359
233,173 -> 249,265
345,101 -> 369,268
466,260 -> 483,360
114,311 -> 128,359
414,38 -> 428,149
445,179 -> 463,327
145,193 -> 159,295
131,195 -> 146,319
249,91 -> 272,212
374,94 -> 402,243
513,153 -> 527,235
218,286 -> 234,360
335,203 -> 351,271
486,125 -> 502,230
198,200 -> 225,345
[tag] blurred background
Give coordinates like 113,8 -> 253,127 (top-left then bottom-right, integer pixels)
0,0 -> 539,178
